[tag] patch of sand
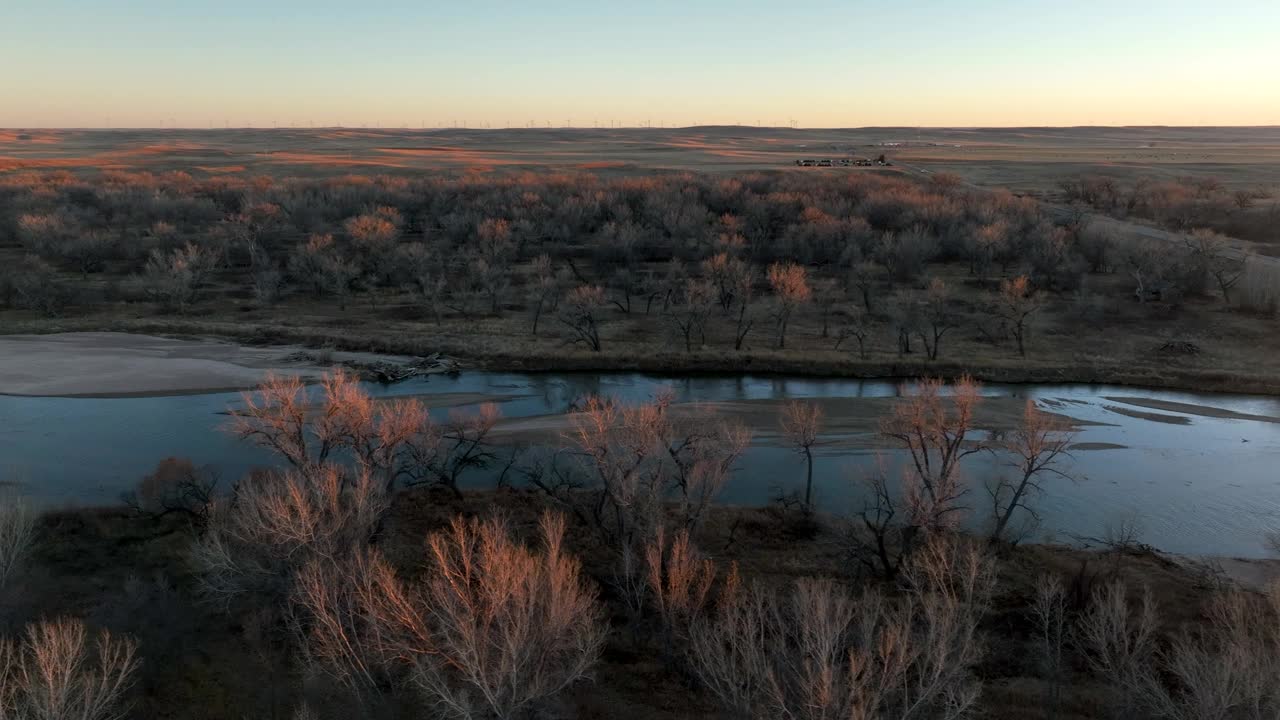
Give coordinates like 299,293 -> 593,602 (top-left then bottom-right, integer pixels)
1068,442 -> 1128,451
1102,404 -> 1191,425
0,332 -> 417,397
1104,396 -> 1280,424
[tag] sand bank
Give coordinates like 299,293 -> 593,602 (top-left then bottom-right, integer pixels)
0,332 -> 416,397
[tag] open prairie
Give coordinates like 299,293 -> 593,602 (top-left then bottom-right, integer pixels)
3,126 -> 1279,194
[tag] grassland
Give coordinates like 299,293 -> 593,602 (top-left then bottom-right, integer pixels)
4,126 -> 1279,192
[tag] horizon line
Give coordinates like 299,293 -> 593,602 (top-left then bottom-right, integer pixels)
6,124 -> 1280,132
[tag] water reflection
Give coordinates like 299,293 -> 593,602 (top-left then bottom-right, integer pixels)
2,372 -> 1278,558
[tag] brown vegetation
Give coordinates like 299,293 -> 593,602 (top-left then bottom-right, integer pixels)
5,168 -> 1277,393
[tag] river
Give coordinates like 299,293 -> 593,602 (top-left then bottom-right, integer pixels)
3,371 -> 1279,558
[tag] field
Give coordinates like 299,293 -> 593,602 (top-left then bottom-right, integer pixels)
4,126 -> 1280,192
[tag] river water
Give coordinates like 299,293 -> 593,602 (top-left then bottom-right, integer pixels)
3,372 -> 1279,557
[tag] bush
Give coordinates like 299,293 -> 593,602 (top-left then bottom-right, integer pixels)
0,494 -> 36,590
0,618 -> 139,720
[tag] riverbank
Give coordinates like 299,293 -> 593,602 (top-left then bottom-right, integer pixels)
4,313 -> 1280,397
7,489 -> 1278,720
0,332 -> 436,397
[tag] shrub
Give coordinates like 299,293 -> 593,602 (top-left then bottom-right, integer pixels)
0,494 -> 36,590
0,618 -> 139,720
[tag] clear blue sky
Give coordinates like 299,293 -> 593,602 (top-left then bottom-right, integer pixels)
3,0 -> 1277,128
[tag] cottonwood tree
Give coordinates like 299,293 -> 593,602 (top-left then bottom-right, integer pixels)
559,285 -> 607,352
877,227 -> 939,285
833,304 -> 871,358
702,252 -> 748,311
142,242 -> 209,314
1076,582 -> 1159,717
730,261 -> 757,350
0,618 -> 139,720
292,513 -> 606,719
344,210 -> 400,288
987,400 -> 1075,543
767,261 -> 811,349
398,242 -> 446,323
916,277 -> 957,361
0,494 -> 36,590
994,275 -> 1041,357
400,403 -> 502,498
1144,584 -> 1280,719
780,400 -> 823,511
229,371 -> 422,490
192,464 -> 388,600
1031,575 -> 1068,719
527,253 -> 559,335
1185,228 -> 1244,302
846,260 -> 879,313
289,233 -> 339,298
689,535 -> 993,720
324,254 -> 360,311
469,218 -> 516,314
531,393 -> 746,551
881,377 -> 984,531
1124,239 -> 1169,302
890,290 -> 922,356
633,526 -> 716,655
667,279 -> 714,352
1,256 -> 69,317
122,457 -> 218,526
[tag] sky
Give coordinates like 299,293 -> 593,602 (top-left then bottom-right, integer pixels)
2,0 -> 1278,128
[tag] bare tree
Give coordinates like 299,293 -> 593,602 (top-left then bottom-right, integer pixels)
192,465 -> 387,601
530,393 -> 745,550
1032,575 -> 1067,720
916,277 -> 956,361
843,464 -> 911,580
290,233 -> 338,298
398,242 -> 446,323
689,535 -> 992,720
527,253 -> 559,335
833,304 -> 872,358
0,618 -> 139,720
410,513 -> 606,720
881,377 -> 983,530
767,262 -> 811,349
122,457 -> 218,526
0,493 -> 36,590
780,401 -> 823,511
1185,228 -> 1244,302
1076,581 -> 1159,716
293,512 -> 605,719
642,526 -> 716,653
142,242 -> 208,314
559,285 -> 607,352
667,279 -> 714,352
987,400 -> 1075,543
994,275 -> 1041,357
402,403 -> 502,498
1144,585 -> 1280,719
846,260 -> 879,313
730,261 -> 757,350
1124,239 -> 1168,302
229,371 -> 422,491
